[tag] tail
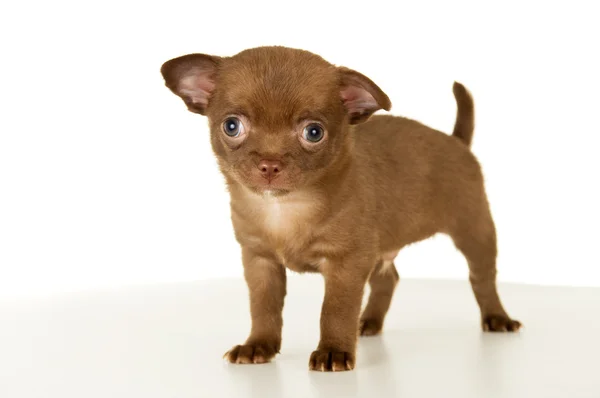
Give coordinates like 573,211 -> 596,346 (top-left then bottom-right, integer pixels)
452,81 -> 475,147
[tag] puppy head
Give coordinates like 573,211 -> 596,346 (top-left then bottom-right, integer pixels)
161,46 -> 391,195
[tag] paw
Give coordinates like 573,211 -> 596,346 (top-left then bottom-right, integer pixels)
309,349 -> 355,372
359,318 -> 382,336
224,342 -> 278,364
482,315 -> 522,332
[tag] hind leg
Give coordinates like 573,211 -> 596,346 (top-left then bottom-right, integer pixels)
451,211 -> 521,332
359,260 -> 400,336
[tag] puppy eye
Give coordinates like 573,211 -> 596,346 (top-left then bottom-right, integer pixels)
302,123 -> 324,143
223,117 -> 244,137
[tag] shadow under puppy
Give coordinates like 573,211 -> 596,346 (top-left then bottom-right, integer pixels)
161,46 -> 521,372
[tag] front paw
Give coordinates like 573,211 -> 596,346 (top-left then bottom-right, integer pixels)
224,342 -> 279,364
482,314 -> 522,332
309,349 -> 355,372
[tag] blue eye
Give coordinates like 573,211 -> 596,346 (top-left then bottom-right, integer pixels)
303,124 -> 324,142
223,117 -> 243,137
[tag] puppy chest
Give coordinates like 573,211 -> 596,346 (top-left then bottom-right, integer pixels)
258,198 -> 314,244
233,190 -> 325,266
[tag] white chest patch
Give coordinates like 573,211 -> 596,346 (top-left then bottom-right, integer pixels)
239,188 -> 321,249
260,191 -> 316,240
262,191 -> 284,232
234,186 -> 325,268
234,187 -> 327,270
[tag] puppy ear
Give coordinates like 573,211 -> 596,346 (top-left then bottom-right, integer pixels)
338,67 -> 391,124
161,54 -> 223,115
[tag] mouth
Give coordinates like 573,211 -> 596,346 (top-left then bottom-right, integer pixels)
233,169 -> 296,196
253,184 -> 291,196
245,178 -> 292,196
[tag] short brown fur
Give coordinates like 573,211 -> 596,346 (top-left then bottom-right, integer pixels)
161,46 -> 521,372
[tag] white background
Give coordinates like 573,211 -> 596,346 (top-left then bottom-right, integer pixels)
1,0 -> 599,297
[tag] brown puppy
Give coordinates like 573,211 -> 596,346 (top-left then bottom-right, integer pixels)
161,46 -> 521,372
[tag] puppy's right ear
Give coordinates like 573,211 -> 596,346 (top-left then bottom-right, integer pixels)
161,54 -> 223,115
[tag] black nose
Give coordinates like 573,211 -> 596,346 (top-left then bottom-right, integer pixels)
258,159 -> 283,180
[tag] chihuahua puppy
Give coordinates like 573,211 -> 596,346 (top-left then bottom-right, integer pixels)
161,46 -> 521,372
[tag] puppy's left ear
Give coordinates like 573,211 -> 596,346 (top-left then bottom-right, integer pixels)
338,67 -> 391,124
161,54 -> 223,115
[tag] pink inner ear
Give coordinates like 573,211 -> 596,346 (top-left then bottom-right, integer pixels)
340,85 -> 378,114
178,69 -> 216,107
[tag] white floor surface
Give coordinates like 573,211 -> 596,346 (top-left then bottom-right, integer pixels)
1,277 -> 599,398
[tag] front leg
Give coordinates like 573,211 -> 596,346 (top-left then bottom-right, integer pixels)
309,255 -> 371,372
225,248 -> 286,364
